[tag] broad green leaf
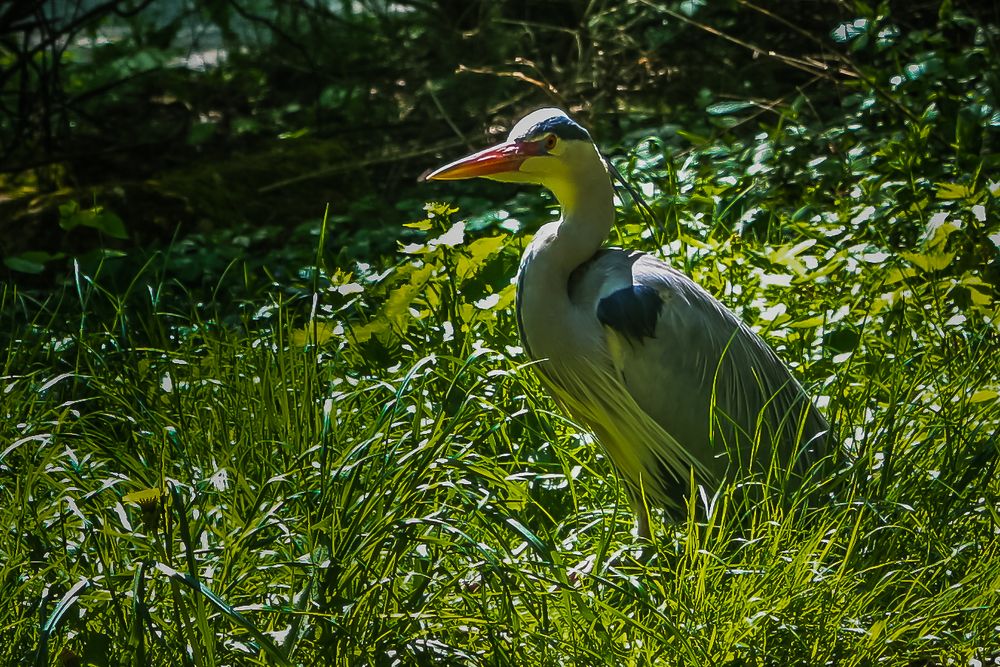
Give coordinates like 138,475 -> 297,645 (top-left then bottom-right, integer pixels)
766,239 -> 816,275
91,210 -> 128,239
789,315 -> 825,329
425,201 -> 458,217
3,250 -> 65,273
290,320 -> 339,347
831,18 -> 868,43
883,266 -> 917,285
969,390 -> 998,403
455,235 -> 506,282
384,264 -> 433,326
960,274 -> 994,309
494,282 -> 516,311
935,182 -> 973,200
920,213 -> 960,249
58,204 -> 128,238
706,101 -> 756,116
348,319 -> 387,344
900,251 -> 954,272
4,255 -> 46,273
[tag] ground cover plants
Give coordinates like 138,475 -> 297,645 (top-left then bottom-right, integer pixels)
2,1 -> 999,665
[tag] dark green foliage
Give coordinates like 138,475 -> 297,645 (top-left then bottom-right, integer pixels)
1,1 -> 999,664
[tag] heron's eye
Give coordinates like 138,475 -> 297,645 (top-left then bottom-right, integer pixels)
543,134 -> 557,151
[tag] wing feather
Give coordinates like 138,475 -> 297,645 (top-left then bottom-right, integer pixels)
591,251 -> 828,488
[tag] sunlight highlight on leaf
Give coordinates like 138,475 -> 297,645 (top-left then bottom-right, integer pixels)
935,182 -> 973,200
900,250 -> 955,272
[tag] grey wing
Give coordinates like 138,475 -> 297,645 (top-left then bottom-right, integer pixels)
595,252 -> 828,484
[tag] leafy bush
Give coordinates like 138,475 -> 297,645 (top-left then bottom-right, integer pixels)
2,1 -> 999,664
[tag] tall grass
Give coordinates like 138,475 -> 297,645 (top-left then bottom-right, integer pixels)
3,155 -> 1000,665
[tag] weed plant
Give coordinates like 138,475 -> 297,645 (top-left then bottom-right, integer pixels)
4,23 -> 1000,662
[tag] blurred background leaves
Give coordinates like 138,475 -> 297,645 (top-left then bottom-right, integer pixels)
2,0 -> 995,286
3,1 -> 1000,665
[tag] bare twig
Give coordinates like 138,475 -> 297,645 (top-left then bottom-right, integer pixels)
257,137 -> 467,194
734,0 -> 923,126
456,64 -> 561,99
736,0 -> 830,48
425,82 -> 469,149
636,0 -> 857,81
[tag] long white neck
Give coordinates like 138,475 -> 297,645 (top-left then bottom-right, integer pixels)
516,148 -> 615,361
531,151 -> 616,274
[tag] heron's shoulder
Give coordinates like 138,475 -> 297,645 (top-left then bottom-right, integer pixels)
592,251 -> 752,346
595,282 -> 662,343
567,248 -> 632,297
629,253 -> 694,291
569,249 -> 693,305
629,254 -> 732,314
574,250 -> 662,343
577,250 -> 697,288
574,246 -> 635,270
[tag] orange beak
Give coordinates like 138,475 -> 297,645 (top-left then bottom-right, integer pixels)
422,139 -> 542,181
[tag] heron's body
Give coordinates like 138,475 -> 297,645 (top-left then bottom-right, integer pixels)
426,108 -> 828,538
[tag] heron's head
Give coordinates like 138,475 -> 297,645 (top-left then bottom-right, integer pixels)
423,108 -> 607,208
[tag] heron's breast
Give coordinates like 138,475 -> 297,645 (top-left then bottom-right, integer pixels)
515,265 -> 606,367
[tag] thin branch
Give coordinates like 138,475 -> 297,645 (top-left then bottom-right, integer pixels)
636,0 -> 928,129
736,0 -> 831,49
636,0 -> 857,81
424,82 -> 470,150
225,0 -> 318,71
456,64 -> 561,99
257,137 -> 468,194
734,0 -> 923,126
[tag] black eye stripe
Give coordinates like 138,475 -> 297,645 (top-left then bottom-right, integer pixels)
513,114 -> 591,142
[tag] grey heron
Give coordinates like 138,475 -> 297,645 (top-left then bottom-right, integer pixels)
424,108 -> 829,540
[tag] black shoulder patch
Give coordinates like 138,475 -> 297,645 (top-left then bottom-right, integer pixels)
596,285 -> 662,343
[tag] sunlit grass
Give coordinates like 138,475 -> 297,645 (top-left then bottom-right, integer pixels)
3,140 -> 1000,665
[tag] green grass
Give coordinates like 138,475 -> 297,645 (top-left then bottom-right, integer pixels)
4,126 -> 1000,664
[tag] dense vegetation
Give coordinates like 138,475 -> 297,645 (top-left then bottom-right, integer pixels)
2,1 -> 999,664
